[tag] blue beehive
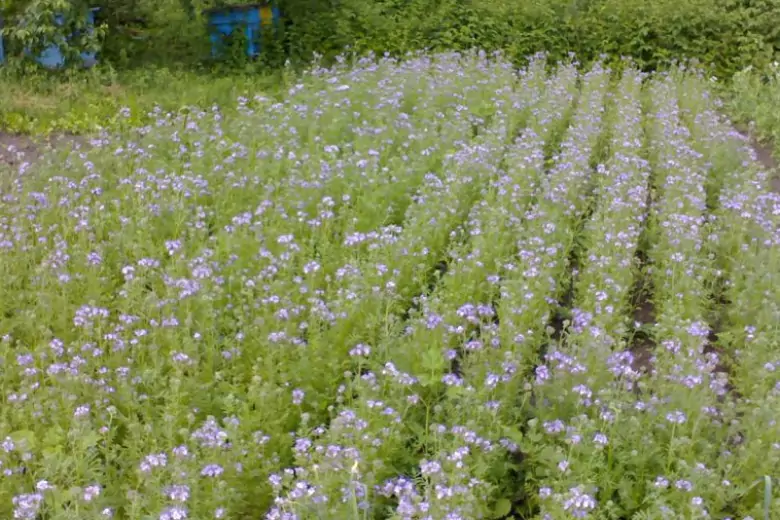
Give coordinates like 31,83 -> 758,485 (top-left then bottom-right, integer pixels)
0,16 -> 5,64
38,8 -> 100,68
204,2 -> 281,59
0,8 -> 99,68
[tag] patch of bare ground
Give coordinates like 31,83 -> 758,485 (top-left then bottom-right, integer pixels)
630,294 -> 656,373
0,132 -> 87,169
628,177 -> 656,374
732,124 -> 779,193
751,140 -> 780,194
750,136 -> 777,174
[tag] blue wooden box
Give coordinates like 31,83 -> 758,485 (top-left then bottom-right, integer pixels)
204,3 -> 281,58
0,8 -> 99,68
0,16 -> 6,64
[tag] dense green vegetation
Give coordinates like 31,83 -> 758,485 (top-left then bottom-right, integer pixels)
0,52 -> 778,520
3,0 -> 780,75
727,62 -> 780,157
0,2 -> 778,520
2,0 -> 780,140
0,66 -> 285,134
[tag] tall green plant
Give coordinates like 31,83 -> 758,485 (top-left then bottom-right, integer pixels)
1,0 -> 105,67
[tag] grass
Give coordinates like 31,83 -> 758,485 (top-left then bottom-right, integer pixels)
0,51 -> 778,520
724,62 -> 780,158
0,64 -> 285,135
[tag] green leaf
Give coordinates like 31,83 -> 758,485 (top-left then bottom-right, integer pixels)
9,430 -> 37,449
41,446 -> 63,460
492,498 -> 512,519
502,425 -> 524,445
79,431 -> 101,450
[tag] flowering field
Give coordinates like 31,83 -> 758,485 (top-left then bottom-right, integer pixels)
0,52 -> 778,520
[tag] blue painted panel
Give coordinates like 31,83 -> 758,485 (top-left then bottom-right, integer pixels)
0,16 -> 5,64
36,45 -> 65,68
0,8 -> 99,68
33,46 -> 98,68
205,3 -> 280,58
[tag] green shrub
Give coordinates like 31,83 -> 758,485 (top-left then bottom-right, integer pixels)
727,62 -> 780,154
4,0 -> 779,75
1,0 -> 105,67
268,0 -> 780,76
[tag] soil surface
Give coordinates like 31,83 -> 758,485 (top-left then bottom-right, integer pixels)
748,135 -> 780,193
0,132 -> 86,169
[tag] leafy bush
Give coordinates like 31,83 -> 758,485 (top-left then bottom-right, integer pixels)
1,0 -> 105,67
3,0 -> 778,75
726,62 -> 780,154
290,0 -> 779,76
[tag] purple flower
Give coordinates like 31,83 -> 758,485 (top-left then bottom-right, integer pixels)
165,240 -> 182,255
349,343 -> 371,357
420,460 -> 442,476
562,486 -> 596,518
165,484 -> 190,502
535,365 -> 550,384
192,417 -> 228,448
426,313 -> 443,329
303,261 -> 320,274
654,476 -> 669,489
36,480 -> 54,491
201,464 -> 224,478
83,484 -> 101,502
87,251 -> 103,265
675,479 -> 693,492
442,373 -> 463,386
687,321 -> 710,338
172,445 -> 189,458
268,473 -> 283,489
544,419 -> 565,434
140,453 -> 168,472
13,493 -> 43,519
160,505 -> 188,520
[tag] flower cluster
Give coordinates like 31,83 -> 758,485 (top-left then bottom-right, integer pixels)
0,52 -> 775,520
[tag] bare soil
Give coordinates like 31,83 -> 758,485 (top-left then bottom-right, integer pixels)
753,140 -> 780,193
630,292 -> 657,373
750,136 -> 777,172
0,132 -> 40,168
0,132 -> 86,169
732,126 -> 780,193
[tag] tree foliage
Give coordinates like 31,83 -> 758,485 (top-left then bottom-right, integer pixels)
1,0 -> 103,66
1,0 -> 779,75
